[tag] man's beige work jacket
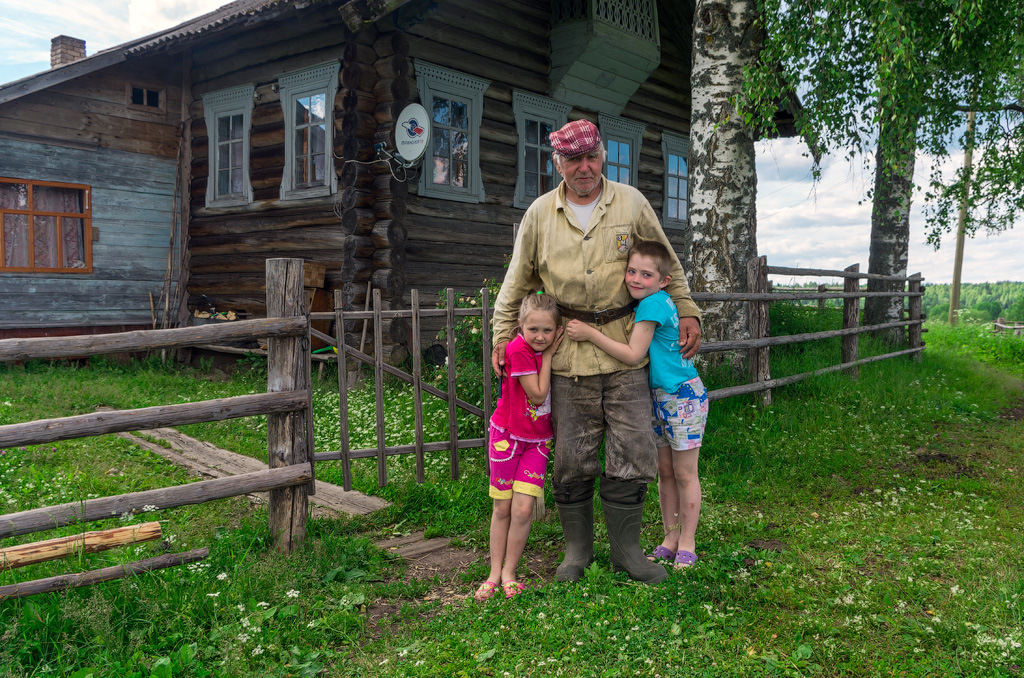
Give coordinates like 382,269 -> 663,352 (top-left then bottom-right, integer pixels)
493,179 -> 702,378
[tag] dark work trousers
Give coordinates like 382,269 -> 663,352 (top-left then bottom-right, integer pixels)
550,367 -> 657,491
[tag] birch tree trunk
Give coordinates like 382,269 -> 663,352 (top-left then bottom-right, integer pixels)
687,0 -> 763,348
865,99 -> 917,343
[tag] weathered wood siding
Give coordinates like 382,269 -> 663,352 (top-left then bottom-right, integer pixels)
0,138 -> 178,330
0,60 -> 183,158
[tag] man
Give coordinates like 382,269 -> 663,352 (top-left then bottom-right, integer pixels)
491,119 -> 702,584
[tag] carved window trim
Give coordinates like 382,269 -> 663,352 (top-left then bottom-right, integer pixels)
279,62 -> 340,200
414,60 -> 490,203
599,113 -> 645,187
512,91 -> 570,209
661,132 -> 689,229
202,84 -> 255,207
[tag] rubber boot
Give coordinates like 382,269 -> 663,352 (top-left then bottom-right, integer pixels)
600,476 -> 668,584
554,482 -> 595,582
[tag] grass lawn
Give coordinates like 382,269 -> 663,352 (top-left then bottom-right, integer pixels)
1,311 -> 1022,677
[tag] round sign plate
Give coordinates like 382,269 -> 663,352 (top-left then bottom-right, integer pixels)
395,103 -> 429,163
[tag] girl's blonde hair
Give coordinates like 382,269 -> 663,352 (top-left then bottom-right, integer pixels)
518,290 -> 561,324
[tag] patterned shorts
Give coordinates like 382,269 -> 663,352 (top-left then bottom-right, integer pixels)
488,425 -> 550,500
652,376 -> 709,451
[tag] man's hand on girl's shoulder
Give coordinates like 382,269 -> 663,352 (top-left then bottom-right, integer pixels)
491,340 -> 507,374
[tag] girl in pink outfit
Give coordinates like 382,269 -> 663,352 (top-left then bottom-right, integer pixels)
475,292 -> 563,601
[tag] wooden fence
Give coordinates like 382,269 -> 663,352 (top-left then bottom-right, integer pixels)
993,318 -> 1024,336
693,258 -> 924,406
0,255 -> 927,597
307,287 -> 493,491
0,258 -> 313,600
310,256 -> 925,487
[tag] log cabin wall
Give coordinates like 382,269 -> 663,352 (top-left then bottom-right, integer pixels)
183,0 -> 695,360
0,59 -> 183,334
186,2 -> 356,319
399,0 -> 693,341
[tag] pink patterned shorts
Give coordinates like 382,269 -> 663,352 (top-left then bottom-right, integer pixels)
488,425 -> 550,500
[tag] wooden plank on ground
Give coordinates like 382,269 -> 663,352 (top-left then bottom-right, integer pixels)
119,428 -> 388,516
0,522 -> 162,570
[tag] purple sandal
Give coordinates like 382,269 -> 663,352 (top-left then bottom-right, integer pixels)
673,550 -> 698,569
646,545 -> 675,562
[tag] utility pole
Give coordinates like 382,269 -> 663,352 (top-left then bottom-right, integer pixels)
948,108 -> 976,326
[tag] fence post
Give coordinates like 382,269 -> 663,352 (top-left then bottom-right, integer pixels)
266,258 -> 310,554
842,264 -> 860,379
817,284 -> 827,310
333,289 -> 353,491
372,288 -> 386,487
446,288 -> 459,480
908,273 -> 923,361
747,256 -> 770,406
412,289 -> 425,484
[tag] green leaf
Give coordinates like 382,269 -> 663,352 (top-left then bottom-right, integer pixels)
150,657 -> 172,678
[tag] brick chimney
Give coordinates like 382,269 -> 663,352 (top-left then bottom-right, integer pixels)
51,36 -> 87,68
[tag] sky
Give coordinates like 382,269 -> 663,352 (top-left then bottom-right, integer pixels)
2,0 -> 1021,286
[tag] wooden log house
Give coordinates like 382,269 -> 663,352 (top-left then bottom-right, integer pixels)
1,0 -> 793,360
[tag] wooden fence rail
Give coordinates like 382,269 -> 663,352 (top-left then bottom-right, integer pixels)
993,318 -> 1024,336
0,391 -> 307,448
0,465 -> 312,539
0,258 -> 313,601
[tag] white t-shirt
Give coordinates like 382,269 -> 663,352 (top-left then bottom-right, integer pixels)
567,187 -> 602,229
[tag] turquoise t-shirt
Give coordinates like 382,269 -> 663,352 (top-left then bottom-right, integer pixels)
634,290 -> 699,392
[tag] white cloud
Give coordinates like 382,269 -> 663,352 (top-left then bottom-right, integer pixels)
757,137 -> 1024,284
128,0 -> 225,37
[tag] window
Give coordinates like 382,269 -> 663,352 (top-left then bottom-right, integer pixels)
414,60 -> 490,203
512,91 -> 570,208
661,133 -> 690,229
1,177 -> 91,273
279,62 -> 340,200
127,83 -> 164,112
202,84 -> 255,207
598,114 -> 645,187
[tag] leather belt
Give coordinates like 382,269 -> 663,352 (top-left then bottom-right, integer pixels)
557,299 -> 638,325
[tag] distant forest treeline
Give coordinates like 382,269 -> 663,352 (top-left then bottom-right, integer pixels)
769,280 -> 1024,322
923,282 -> 1024,322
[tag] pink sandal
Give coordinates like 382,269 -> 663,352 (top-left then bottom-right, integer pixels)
502,580 -> 525,598
474,581 -> 499,601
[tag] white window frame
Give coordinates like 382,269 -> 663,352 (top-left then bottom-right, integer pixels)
661,133 -> 690,229
598,113 -> 645,187
414,59 -> 490,203
202,84 -> 254,207
279,62 -> 340,200
512,90 -> 570,209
